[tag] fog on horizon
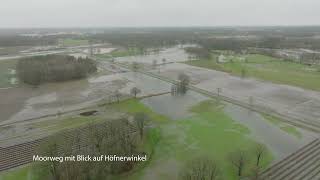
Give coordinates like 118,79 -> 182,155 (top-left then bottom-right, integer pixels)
0,0 -> 319,28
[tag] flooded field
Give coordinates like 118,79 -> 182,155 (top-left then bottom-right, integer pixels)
154,62 -> 320,125
0,77 -> 127,124
0,45 -> 319,161
141,91 -> 208,119
0,45 -> 319,180
142,92 -> 317,159
115,46 -> 189,64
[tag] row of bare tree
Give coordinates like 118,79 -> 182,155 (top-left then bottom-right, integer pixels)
179,144 -> 267,180
33,113 -> 149,180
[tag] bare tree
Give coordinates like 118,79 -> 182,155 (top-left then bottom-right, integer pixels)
134,112 -> 148,140
250,166 -> 262,180
229,150 -> 248,177
162,58 -> 166,64
130,87 -> 141,98
113,90 -> 121,103
241,68 -> 247,79
179,157 -> 220,180
254,144 -> 266,167
132,62 -> 139,72
35,137 -> 61,180
34,118 -> 140,180
177,73 -> 190,94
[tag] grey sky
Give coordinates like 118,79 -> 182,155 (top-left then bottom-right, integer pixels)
0,0 -> 319,28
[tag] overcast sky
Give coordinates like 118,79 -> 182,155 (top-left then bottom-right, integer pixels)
0,0 -> 319,28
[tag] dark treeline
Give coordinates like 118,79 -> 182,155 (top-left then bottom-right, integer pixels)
197,36 -> 320,52
90,31 -> 320,53
185,47 -> 211,59
89,29 -> 199,49
2,27 -> 320,50
0,35 -> 57,47
197,38 -> 256,53
17,55 -> 97,85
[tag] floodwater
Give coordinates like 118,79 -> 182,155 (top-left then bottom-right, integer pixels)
0,66 -> 172,125
0,43 -> 111,61
120,72 -> 170,96
115,46 -> 189,64
0,75 -> 127,125
141,91 -> 208,119
224,103 -> 317,159
156,63 -> 320,125
142,92 -> 316,159
0,46 -> 318,158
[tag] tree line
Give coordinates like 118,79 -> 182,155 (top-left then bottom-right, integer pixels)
179,144 -> 268,180
16,55 -> 97,85
33,114 -> 151,180
185,47 -> 212,60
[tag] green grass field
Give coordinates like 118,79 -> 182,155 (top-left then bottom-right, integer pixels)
126,100 -> 273,180
185,54 -> 320,91
0,99 -> 273,180
0,59 -> 18,88
0,166 -> 31,180
98,48 -> 143,58
111,49 -> 141,57
58,38 -> 89,47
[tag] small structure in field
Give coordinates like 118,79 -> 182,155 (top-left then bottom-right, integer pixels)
217,54 -> 227,63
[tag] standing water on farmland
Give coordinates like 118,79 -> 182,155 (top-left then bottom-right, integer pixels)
142,92 -> 317,160
224,103 -> 317,159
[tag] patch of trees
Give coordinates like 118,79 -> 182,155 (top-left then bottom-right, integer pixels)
178,73 -> 190,94
197,38 -> 256,53
185,47 -> 211,60
89,29 -> 200,50
179,144 -> 268,180
17,55 -> 97,85
227,144 -> 268,179
130,87 -> 142,98
33,117 -> 148,180
179,157 -> 220,180
0,35 -> 57,47
172,73 -> 190,96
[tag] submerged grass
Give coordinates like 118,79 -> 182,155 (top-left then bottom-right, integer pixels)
263,114 -> 302,139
